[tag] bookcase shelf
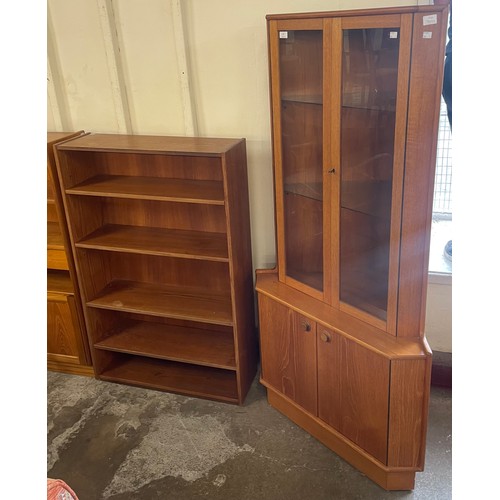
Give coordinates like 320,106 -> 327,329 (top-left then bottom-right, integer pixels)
75,224 -> 229,261
87,280 -> 233,326
94,321 -> 236,370
55,133 -> 257,404
66,175 -> 225,204
99,356 -> 239,403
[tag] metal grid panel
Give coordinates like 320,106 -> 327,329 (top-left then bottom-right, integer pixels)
433,98 -> 452,214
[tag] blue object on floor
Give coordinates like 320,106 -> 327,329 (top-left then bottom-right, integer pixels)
444,240 -> 452,261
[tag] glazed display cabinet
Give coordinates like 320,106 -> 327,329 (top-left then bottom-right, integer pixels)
55,134 -> 257,404
256,5 -> 448,490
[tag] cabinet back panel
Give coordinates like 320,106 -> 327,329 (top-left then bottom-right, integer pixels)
68,197 -> 227,241
67,196 -> 106,242
103,198 -> 227,233
340,207 -> 390,320
58,151 -> 223,191
114,312 -> 234,335
83,309 -> 234,362
340,108 -> 396,184
281,102 -> 323,185
103,152 -> 223,181
75,248 -> 114,300
284,193 -> 323,276
56,150 -> 103,189
85,307 -> 126,344
96,353 -> 239,402
279,29 -> 323,99
87,309 -> 234,347
79,250 -> 230,294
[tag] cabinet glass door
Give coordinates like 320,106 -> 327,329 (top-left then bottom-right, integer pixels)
339,27 -> 400,322
279,29 -> 324,292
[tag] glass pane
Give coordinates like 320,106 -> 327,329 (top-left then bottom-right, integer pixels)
340,28 -> 400,320
279,30 -> 323,291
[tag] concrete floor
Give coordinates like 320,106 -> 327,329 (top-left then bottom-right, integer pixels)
47,371 -> 451,500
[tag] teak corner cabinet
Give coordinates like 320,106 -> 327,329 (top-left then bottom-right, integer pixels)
55,133 -> 257,405
256,5 -> 448,490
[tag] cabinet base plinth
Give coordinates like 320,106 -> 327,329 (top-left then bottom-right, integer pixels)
264,382 -> 417,491
48,361 -> 94,377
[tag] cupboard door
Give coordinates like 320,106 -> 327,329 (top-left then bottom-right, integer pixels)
47,294 -> 85,364
337,16 -> 411,333
259,296 -> 317,414
270,20 -> 326,298
317,326 -> 390,464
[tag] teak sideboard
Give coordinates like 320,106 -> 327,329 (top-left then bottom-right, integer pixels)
54,133 -> 257,405
256,5 -> 448,490
47,132 -> 93,376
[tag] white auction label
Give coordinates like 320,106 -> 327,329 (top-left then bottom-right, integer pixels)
423,14 -> 438,26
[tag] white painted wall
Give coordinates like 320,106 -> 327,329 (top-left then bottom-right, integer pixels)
47,0 -> 450,353
426,274 -> 452,352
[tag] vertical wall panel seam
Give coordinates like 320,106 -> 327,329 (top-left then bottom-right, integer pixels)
47,4 -> 71,131
171,0 -> 198,136
97,0 -> 133,134
47,58 -> 63,131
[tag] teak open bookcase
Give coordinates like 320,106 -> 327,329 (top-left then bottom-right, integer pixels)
55,133 -> 257,405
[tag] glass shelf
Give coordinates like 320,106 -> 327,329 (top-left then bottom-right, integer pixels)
282,95 -> 323,105
284,181 -> 323,201
341,180 -> 392,220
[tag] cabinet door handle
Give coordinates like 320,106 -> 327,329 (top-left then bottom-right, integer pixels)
327,168 -> 336,174
301,321 -> 311,332
320,331 -> 331,343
